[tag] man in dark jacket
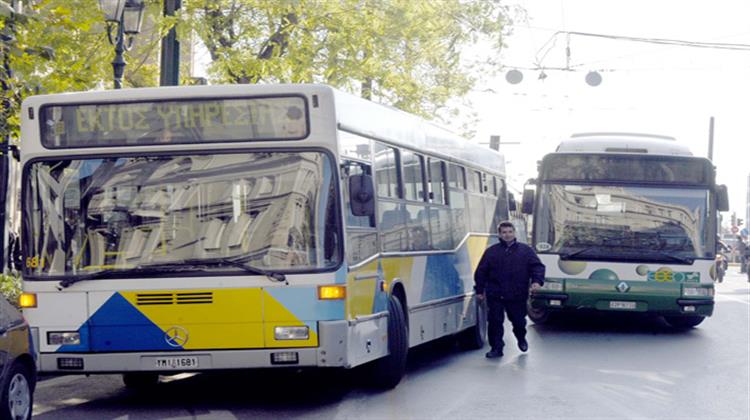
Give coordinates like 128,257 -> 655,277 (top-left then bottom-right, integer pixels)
475,221 -> 545,358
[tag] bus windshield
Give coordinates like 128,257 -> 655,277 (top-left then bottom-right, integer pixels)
23,151 -> 341,278
534,184 -> 714,261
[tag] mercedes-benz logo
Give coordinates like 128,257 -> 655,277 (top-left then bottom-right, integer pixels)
616,282 -> 630,293
164,326 -> 189,347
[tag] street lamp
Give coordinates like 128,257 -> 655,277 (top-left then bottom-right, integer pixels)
99,0 -> 145,89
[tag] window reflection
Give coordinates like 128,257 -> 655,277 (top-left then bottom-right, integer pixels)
25,152 -> 340,277
535,184 -> 712,258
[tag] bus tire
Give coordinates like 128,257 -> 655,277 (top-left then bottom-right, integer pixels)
123,373 -> 159,390
527,301 -> 551,324
370,295 -> 408,389
664,315 -> 705,329
458,298 -> 487,349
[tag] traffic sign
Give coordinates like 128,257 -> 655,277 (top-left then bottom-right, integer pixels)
731,225 -> 739,234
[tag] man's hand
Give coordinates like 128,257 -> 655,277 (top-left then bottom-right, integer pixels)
530,283 -> 542,291
476,293 -> 485,301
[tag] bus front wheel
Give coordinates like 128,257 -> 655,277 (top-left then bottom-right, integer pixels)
527,301 -> 551,324
370,295 -> 408,389
664,315 -> 705,329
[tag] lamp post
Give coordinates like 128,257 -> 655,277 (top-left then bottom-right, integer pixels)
98,0 -> 145,89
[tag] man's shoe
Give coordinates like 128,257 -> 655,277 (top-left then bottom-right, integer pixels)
485,349 -> 503,358
518,340 -> 528,352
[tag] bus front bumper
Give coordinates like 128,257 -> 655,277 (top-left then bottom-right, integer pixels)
530,288 -> 714,317
34,320 -> 364,373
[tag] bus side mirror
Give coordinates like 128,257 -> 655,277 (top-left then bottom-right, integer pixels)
521,189 -> 534,214
349,174 -> 375,217
716,184 -> 729,212
508,192 -> 517,212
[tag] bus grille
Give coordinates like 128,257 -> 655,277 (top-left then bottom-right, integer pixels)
136,292 -> 213,305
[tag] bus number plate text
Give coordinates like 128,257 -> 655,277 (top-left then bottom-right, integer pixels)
609,301 -> 636,310
154,356 -> 199,369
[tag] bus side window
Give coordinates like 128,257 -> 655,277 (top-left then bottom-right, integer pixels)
373,143 -> 401,199
342,160 -> 379,265
341,160 -> 375,228
401,150 -> 426,202
428,159 -> 447,205
448,164 -> 468,246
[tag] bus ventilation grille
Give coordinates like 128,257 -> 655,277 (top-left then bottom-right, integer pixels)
136,292 -> 213,305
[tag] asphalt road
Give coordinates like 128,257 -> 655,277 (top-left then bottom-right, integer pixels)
32,269 -> 750,419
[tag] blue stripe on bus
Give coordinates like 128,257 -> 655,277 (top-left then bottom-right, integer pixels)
60,293 -> 179,352
421,254 -> 464,302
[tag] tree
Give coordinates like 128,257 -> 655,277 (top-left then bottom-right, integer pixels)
1,0 -> 167,142
182,0 -> 514,124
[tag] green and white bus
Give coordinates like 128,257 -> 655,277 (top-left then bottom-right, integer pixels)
19,84 -> 508,388
523,133 -> 729,328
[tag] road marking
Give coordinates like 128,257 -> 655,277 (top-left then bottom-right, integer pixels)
715,293 -> 750,305
34,398 -> 91,416
37,375 -> 81,389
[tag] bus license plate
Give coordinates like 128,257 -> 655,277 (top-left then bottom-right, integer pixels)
154,356 -> 199,369
609,301 -> 636,310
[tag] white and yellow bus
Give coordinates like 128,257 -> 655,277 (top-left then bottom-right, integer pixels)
19,84 -> 509,388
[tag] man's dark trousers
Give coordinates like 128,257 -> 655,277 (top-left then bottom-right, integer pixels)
486,292 -> 527,351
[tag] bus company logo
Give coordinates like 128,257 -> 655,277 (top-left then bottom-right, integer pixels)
616,282 -> 630,293
164,326 -> 189,347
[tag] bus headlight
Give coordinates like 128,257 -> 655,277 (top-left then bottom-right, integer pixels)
682,287 -> 712,297
274,326 -> 309,340
47,331 -> 81,346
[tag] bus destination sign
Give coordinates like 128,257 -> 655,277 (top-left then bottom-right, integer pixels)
40,96 -> 308,148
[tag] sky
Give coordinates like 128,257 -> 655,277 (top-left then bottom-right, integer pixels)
189,0 -> 750,223
466,0 -> 750,224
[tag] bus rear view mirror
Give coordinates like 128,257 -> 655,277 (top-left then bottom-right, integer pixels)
508,192 -> 517,212
716,184 -> 729,212
349,174 -> 375,217
521,189 -> 534,214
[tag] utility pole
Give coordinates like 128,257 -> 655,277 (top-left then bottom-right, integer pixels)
708,116 -> 715,161
159,0 -> 181,86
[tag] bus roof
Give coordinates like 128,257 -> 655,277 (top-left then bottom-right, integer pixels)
333,89 -> 505,176
556,132 -> 693,156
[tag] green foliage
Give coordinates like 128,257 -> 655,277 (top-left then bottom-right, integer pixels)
0,0 -> 166,142
182,0 -> 514,124
0,274 -> 20,307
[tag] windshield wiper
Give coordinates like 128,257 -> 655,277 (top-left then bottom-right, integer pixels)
57,265 -> 189,289
559,247 -> 601,260
182,257 -> 287,284
57,258 -> 288,289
